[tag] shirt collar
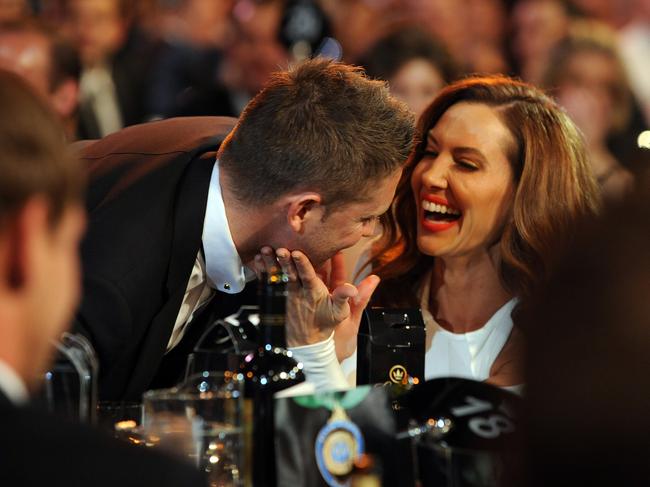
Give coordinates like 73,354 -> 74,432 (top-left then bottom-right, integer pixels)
0,359 -> 29,405
203,160 -> 255,293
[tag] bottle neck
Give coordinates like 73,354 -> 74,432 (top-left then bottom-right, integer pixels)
258,275 -> 288,348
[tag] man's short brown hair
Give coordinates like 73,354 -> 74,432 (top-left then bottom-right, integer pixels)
0,69 -> 83,228
218,58 -> 415,208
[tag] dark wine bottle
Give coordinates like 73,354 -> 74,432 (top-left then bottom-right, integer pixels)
240,270 -> 305,487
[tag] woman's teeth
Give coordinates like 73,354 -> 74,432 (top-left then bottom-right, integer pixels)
422,200 -> 461,216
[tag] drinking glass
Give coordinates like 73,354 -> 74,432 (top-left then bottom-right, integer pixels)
96,401 -> 143,431
143,371 -> 244,486
37,332 -> 99,423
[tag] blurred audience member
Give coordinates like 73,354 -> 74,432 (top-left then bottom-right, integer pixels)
165,0 -> 335,118
463,0 -> 510,74
544,21 -> 645,200
0,69 -> 206,487
618,0 -> 650,125
510,0 -> 573,85
146,0 -> 235,119
0,20 -> 81,140
568,0 -> 634,27
67,0 -> 159,138
277,0 -> 334,61
563,0 -> 650,126
361,28 -> 459,119
219,0 -> 288,114
320,0 -> 403,63
407,0 -> 509,75
152,0 -> 233,49
0,0 -> 30,23
521,171 -> 650,487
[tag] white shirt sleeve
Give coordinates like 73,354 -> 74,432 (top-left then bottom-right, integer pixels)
288,332 -> 350,392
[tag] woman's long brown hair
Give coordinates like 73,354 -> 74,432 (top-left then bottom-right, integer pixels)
365,75 -> 601,310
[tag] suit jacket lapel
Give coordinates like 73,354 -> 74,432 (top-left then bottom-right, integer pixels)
124,151 -> 215,400
165,150 -> 216,296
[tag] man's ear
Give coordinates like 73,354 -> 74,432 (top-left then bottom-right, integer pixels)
286,192 -> 324,234
3,198 -> 50,290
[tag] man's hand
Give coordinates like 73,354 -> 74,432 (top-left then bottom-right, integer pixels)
255,247 -> 379,361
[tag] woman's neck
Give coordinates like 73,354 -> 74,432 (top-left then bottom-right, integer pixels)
429,249 -> 512,334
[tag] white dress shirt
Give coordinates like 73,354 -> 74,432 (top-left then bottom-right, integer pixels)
0,359 -> 28,405
203,162 -> 253,295
166,161 -> 255,351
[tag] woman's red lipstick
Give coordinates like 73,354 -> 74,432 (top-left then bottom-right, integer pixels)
420,194 -> 460,232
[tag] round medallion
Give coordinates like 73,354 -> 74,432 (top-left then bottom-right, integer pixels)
315,419 -> 364,487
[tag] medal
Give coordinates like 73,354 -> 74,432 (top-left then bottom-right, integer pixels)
315,403 -> 364,486
296,390 -> 367,487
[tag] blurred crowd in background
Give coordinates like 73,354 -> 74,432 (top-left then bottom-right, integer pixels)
0,0 -> 648,200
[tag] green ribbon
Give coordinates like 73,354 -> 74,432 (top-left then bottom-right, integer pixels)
292,386 -> 371,410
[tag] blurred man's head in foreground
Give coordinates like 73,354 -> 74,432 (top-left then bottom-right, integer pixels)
0,69 -> 85,390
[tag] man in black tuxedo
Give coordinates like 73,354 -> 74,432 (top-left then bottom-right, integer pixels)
75,59 -> 415,401
0,70 -> 206,486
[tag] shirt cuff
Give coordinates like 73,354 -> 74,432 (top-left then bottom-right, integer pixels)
288,332 -> 350,392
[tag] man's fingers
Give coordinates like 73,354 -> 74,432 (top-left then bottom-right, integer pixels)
331,276 -> 380,361
253,254 -> 266,279
291,250 -> 321,289
260,246 -> 279,273
330,252 -> 347,289
276,248 -> 299,282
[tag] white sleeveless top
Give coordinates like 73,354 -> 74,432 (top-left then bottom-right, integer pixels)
419,271 -> 516,381
340,273 -> 517,384
421,301 -> 516,381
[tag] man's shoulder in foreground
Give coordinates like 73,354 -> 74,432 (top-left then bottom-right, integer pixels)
0,401 -> 207,487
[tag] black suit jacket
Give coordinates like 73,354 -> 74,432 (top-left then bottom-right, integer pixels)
75,117 -> 255,401
0,391 -> 207,486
